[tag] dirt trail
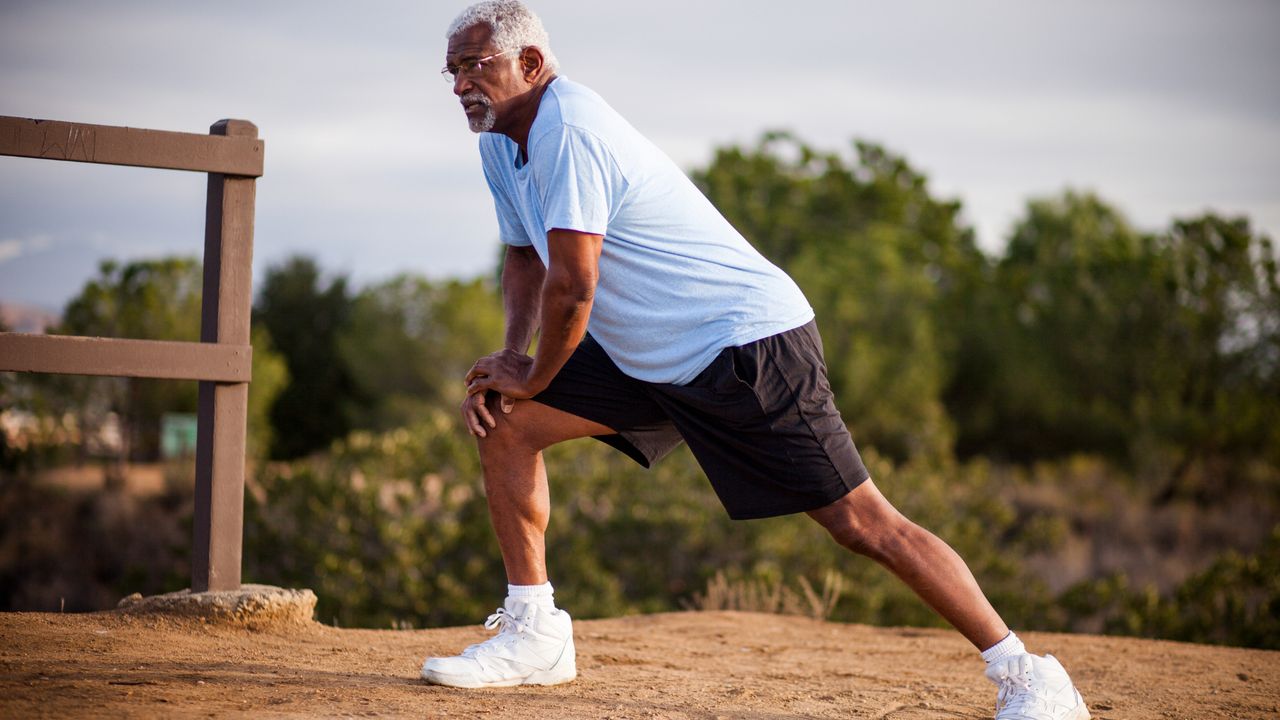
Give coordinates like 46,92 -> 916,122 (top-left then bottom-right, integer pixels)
2,610 -> 1276,719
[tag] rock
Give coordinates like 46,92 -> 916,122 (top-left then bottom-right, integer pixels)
114,584 -> 317,629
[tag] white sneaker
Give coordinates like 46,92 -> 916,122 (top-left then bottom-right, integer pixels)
986,653 -> 1090,720
420,598 -> 576,688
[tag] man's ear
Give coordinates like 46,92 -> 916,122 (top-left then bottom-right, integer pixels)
520,47 -> 545,81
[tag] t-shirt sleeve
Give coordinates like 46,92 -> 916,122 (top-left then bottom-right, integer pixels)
481,144 -> 533,247
530,125 -> 624,236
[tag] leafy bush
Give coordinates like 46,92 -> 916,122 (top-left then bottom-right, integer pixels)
1059,526 -> 1280,649
240,414 -> 1278,649
241,415 -> 1052,630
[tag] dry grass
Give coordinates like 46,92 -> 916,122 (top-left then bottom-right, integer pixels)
684,569 -> 845,620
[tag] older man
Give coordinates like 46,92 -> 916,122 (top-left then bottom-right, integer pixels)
421,2 -> 1089,718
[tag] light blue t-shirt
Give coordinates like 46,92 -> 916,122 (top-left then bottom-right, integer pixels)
480,77 -> 813,385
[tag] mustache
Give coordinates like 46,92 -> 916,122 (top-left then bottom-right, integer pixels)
461,92 -> 491,107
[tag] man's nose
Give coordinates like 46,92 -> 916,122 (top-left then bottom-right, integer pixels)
453,73 -> 473,96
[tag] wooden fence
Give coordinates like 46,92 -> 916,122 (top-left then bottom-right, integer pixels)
0,115 -> 264,593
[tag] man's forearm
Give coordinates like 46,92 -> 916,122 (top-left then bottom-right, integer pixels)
502,246 -> 545,353
473,232 -> 599,400
523,229 -> 602,394
525,270 -> 593,394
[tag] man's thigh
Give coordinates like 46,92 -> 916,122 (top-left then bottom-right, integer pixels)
652,321 -> 869,519
530,334 -> 684,467
487,391 -> 616,450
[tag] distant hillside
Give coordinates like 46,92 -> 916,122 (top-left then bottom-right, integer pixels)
0,303 -> 59,333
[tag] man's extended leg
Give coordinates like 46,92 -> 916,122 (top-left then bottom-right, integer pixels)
809,480 -> 1088,719
807,478 -> 1006,648
421,395 -> 612,688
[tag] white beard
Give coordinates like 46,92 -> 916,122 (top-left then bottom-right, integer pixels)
463,92 -> 496,133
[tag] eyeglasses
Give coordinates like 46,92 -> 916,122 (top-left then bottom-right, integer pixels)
441,49 -> 517,83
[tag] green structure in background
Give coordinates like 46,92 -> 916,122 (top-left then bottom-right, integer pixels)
160,413 -> 198,460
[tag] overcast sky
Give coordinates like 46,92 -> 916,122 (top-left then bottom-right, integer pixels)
2,0 -> 1278,313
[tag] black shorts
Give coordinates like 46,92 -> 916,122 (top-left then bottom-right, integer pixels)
531,320 -> 870,519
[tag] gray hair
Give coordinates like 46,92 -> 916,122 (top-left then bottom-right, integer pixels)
447,1 -> 559,73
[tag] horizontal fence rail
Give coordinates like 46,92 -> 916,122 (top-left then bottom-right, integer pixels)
0,116 -> 264,176
0,116 -> 262,593
0,334 -> 252,382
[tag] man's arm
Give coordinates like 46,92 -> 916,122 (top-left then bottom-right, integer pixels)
520,228 -> 602,392
461,243 -> 545,436
501,243 -> 545,353
461,230 -> 602,435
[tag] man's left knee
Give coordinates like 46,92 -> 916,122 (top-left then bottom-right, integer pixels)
809,481 -> 911,558
475,399 -> 539,454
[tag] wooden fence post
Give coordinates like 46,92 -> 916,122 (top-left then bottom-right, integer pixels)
192,119 -> 258,592
2,114 -> 263,595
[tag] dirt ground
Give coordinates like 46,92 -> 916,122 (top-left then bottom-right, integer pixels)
2,610 -> 1276,719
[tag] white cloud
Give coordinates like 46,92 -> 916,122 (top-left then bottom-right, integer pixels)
0,235 -> 53,265
0,240 -> 20,264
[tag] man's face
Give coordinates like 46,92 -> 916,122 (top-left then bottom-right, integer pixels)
445,23 -> 528,134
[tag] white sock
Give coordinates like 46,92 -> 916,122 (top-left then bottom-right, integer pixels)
981,631 -> 1027,664
507,581 -> 555,608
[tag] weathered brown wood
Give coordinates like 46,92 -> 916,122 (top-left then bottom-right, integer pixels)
0,116 -> 264,177
0,332 -> 251,382
193,382 -> 249,592
192,119 -> 259,593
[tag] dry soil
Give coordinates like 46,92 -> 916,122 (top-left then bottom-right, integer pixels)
2,610 -> 1277,719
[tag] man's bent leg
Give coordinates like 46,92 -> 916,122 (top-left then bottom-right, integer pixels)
475,394 -> 615,585
807,478 -> 1008,650
421,396 -> 613,689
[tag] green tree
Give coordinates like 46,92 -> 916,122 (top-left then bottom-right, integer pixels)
957,194 -> 1280,489
1153,215 -> 1280,480
954,192 -> 1156,461
56,258 -> 205,463
339,275 -> 505,431
246,324 -> 289,462
4,257 -> 286,470
10,257 -> 287,467
253,256 -> 362,459
692,133 -> 987,460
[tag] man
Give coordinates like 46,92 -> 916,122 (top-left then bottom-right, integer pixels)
422,3 -> 1089,718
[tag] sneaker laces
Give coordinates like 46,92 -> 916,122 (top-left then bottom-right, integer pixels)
993,663 -> 1051,716
460,608 -> 527,658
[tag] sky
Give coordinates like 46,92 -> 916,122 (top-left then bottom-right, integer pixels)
2,0 -> 1278,313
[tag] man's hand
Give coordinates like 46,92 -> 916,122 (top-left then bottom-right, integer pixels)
461,231 -> 600,438
460,349 -> 538,437
460,390 -> 513,438
466,348 -> 539,398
